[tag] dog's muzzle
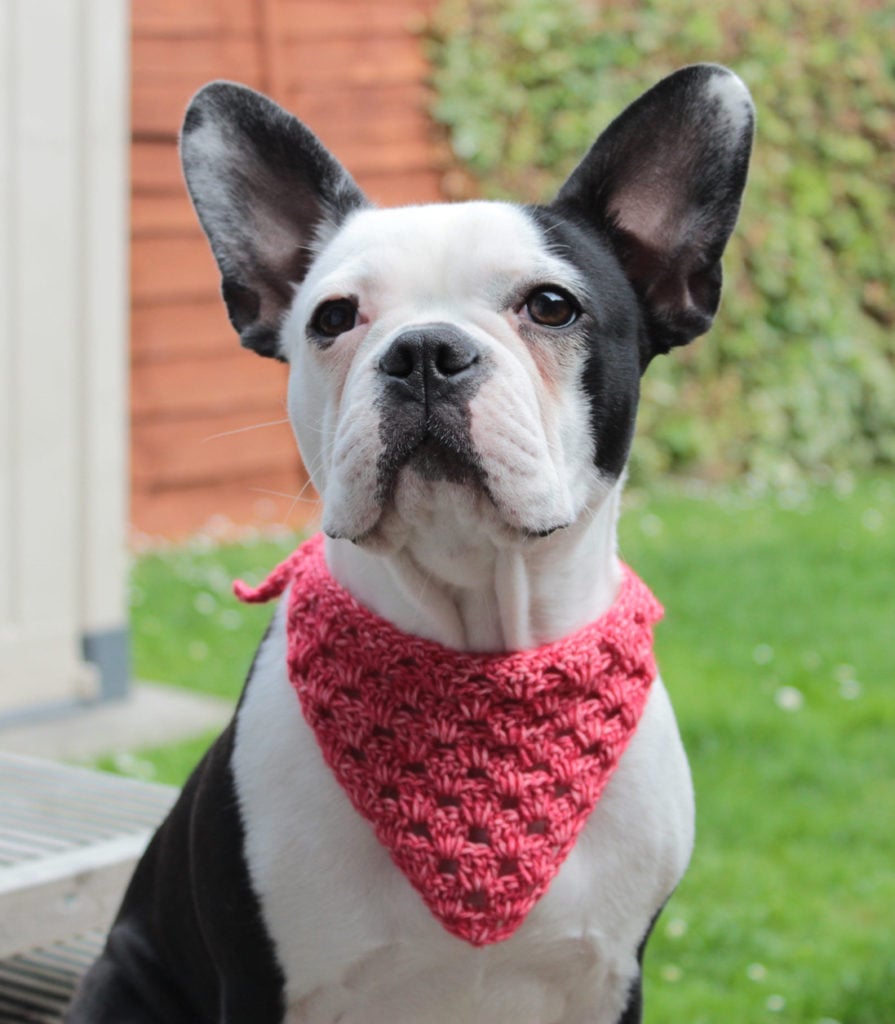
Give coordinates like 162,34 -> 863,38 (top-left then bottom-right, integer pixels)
376,323 -> 488,486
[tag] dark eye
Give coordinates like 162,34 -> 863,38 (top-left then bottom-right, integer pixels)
525,288 -> 579,328
311,298 -> 357,338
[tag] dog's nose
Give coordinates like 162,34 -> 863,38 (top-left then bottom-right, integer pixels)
379,324 -> 482,402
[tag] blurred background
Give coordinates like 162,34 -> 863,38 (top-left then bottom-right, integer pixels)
0,2 -> 892,1020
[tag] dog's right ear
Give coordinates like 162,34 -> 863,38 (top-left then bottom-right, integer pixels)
180,82 -> 369,359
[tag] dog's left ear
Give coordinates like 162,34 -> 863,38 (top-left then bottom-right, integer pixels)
180,81 -> 369,360
553,64 -> 754,364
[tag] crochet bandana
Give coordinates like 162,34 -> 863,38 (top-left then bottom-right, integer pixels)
235,534 -> 663,947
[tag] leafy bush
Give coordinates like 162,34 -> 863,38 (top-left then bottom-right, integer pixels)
428,0 -> 895,484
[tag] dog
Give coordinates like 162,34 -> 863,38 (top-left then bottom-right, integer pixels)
67,64 -> 753,1023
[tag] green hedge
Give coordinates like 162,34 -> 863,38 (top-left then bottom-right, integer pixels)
428,0 -> 895,484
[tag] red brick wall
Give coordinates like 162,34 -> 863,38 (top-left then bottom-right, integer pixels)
130,0 -> 444,538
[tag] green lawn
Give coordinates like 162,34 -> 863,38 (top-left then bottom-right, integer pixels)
110,476 -> 894,1023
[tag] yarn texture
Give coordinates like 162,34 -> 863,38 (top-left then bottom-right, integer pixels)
235,534 -> 663,946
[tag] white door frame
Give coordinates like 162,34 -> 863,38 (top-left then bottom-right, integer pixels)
0,0 -> 130,719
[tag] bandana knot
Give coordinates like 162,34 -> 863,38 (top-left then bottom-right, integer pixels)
235,534 -> 662,946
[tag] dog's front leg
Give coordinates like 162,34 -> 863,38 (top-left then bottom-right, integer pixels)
66,719 -> 286,1023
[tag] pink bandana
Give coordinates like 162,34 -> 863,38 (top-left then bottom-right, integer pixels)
235,534 -> 662,946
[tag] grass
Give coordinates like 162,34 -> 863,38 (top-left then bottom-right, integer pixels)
109,475 -> 894,1023
619,476 -> 895,1024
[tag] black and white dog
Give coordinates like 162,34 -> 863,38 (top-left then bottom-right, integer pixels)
68,65 -> 753,1023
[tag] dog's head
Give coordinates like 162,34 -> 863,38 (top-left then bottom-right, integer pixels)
181,66 -> 753,551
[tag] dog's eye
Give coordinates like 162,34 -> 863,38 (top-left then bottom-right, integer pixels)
524,288 -> 579,328
311,299 -> 358,338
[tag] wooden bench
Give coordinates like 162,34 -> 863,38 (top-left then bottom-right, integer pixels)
0,754 -> 177,1022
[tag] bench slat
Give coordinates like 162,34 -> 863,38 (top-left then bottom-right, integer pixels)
0,932 -> 104,1024
0,754 -> 177,959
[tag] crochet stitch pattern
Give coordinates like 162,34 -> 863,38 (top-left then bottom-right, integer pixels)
235,534 -> 663,946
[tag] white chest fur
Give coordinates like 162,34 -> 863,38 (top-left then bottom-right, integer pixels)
232,603 -> 694,1024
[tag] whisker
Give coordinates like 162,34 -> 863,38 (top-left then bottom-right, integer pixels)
202,418 -> 291,442
246,486 -> 318,505
283,476 -> 323,523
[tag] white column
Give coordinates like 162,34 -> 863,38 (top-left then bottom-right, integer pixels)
0,0 -> 130,716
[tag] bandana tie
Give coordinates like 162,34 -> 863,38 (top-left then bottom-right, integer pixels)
235,534 -> 662,946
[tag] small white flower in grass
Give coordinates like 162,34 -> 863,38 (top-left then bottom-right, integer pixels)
206,566 -> 232,593
747,962 -> 767,981
665,917 -> 687,939
839,678 -> 862,700
766,994 -> 786,1012
194,591 -> 217,615
817,1018 -> 842,1024
834,665 -> 862,700
834,664 -> 856,684
205,514 -> 233,539
219,609 -> 243,631
112,753 -> 156,781
861,507 -> 883,532
660,964 -> 682,982
753,643 -> 774,665
640,513 -> 663,537
189,640 -> 209,662
777,484 -> 810,510
775,686 -> 804,712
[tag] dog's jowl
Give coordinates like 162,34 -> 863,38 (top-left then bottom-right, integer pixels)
67,65 -> 753,1024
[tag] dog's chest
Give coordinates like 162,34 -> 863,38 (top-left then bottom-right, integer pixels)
231,604 -> 694,1024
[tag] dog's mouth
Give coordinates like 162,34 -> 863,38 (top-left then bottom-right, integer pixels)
347,431 -> 573,546
325,431 -> 485,548
405,433 -> 482,485
377,428 -> 484,500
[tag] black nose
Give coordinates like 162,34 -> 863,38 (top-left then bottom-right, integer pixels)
379,324 -> 482,402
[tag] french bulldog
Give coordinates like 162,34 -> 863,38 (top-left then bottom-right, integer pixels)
67,63 -> 753,1024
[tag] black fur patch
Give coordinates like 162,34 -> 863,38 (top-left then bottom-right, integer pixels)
527,206 -> 643,482
66,637 -> 285,1024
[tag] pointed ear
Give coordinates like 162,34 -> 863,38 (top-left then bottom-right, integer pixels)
180,81 -> 369,360
553,64 -> 754,363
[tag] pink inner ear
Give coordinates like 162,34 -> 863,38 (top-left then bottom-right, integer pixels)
607,190 -> 711,323
608,183 -> 691,260
552,66 -> 752,352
